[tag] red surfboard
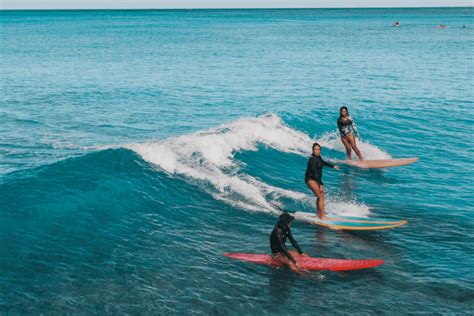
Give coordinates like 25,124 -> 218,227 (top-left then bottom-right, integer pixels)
224,253 -> 384,271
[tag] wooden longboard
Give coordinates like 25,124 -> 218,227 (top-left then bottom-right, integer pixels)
337,157 -> 418,169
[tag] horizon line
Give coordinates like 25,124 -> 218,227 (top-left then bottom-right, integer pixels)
1,5 -> 473,11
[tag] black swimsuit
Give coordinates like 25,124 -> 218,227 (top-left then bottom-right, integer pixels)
305,155 -> 334,185
270,224 -> 303,264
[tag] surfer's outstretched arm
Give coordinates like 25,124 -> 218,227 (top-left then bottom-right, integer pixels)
322,158 -> 340,171
288,230 -> 303,255
321,159 -> 334,168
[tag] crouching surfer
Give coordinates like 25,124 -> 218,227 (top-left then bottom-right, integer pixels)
270,213 -> 307,274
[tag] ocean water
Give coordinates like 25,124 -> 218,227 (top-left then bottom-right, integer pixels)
1,8 -> 474,314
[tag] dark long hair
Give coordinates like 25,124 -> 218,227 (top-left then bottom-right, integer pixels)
278,212 -> 294,228
339,106 -> 349,118
311,143 -> 321,157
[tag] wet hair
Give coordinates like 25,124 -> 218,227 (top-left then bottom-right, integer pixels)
339,106 -> 349,117
312,142 -> 321,151
278,212 -> 295,227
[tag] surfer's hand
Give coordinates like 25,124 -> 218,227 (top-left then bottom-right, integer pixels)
334,165 -> 340,171
300,253 -> 308,257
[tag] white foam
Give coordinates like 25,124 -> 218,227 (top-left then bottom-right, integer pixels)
125,113 -> 370,216
316,131 -> 391,160
299,195 -> 370,218
325,200 -> 371,217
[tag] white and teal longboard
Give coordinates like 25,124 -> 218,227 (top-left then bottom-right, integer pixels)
293,212 -> 407,231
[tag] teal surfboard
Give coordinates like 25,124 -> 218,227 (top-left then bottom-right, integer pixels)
293,212 -> 407,231
325,214 -> 404,224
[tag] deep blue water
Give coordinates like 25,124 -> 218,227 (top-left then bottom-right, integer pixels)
1,8 -> 474,314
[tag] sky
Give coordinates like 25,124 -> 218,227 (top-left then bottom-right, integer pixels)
1,0 -> 473,10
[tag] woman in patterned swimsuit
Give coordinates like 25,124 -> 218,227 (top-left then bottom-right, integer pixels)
337,106 -> 363,161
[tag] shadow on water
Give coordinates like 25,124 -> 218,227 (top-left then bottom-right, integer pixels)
339,230 -> 391,242
314,226 -> 397,246
267,258 -> 384,304
268,268 -> 296,304
308,228 -> 405,266
331,267 -> 385,282
339,166 -> 395,194
268,265 -> 327,303
340,168 -> 357,196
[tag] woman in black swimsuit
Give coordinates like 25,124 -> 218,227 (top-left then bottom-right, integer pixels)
270,213 -> 306,274
305,143 -> 339,219
337,106 -> 363,161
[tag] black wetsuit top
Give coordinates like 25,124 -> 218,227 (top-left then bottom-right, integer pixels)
337,116 -> 358,137
270,224 -> 303,264
305,154 -> 334,185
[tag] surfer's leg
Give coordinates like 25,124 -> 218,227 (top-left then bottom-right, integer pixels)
317,185 -> 325,217
349,134 -> 363,161
341,136 -> 352,160
273,253 -> 301,274
306,180 -> 325,219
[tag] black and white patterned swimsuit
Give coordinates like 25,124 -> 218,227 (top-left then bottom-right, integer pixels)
337,116 -> 358,137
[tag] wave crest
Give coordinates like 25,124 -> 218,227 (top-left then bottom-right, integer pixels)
126,113 -> 373,216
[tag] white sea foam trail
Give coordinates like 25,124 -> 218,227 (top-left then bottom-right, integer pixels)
126,113 -> 370,216
325,200 -> 371,217
316,131 -> 391,160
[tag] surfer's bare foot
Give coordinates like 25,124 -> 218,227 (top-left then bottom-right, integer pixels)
317,212 -> 327,220
290,263 -> 303,275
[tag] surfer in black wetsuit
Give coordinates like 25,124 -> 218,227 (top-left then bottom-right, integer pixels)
305,143 -> 339,219
337,106 -> 363,161
270,212 -> 306,274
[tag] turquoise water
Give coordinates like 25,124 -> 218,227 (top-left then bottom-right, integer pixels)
1,8 -> 474,314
